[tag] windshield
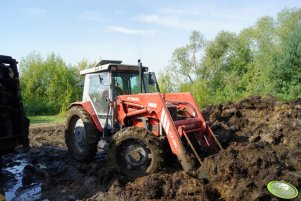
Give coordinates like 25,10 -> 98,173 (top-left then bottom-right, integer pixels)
112,72 -> 159,98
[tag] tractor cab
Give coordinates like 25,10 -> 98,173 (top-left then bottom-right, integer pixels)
80,60 -> 160,131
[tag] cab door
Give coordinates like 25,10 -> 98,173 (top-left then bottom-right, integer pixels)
83,72 -> 113,129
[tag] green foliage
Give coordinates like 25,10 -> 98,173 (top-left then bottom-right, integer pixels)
272,25 -> 301,100
20,52 -> 83,115
170,31 -> 206,83
159,8 -> 301,107
158,31 -> 206,93
158,67 -> 178,92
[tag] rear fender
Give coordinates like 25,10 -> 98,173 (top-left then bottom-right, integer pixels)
68,102 -> 103,132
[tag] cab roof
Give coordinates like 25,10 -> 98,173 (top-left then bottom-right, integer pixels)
80,60 -> 148,75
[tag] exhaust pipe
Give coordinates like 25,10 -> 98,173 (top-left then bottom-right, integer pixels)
138,59 -> 143,93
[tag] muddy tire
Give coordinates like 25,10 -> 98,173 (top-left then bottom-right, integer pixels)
65,106 -> 99,161
110,127 -> 164,178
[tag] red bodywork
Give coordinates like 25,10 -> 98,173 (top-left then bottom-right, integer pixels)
68,102 -> 103,132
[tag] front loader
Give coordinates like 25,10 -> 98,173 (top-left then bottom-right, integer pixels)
65,60 -> 222,177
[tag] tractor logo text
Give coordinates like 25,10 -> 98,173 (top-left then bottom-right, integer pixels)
148,102 -> 157,108
168,132 -> 178,149
161,109 -> 178,148
127,97 -> 140,102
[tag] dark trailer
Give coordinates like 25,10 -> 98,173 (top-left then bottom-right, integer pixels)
0,55 -> 29,154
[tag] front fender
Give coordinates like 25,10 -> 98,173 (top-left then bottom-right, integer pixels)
68,101 -> 103,132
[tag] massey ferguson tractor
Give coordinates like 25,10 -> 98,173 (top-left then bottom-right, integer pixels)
65,60 -> 222,177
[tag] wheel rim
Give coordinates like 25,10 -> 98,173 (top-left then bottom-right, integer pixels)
118,139 -> 152,175
74,118 -> 86,153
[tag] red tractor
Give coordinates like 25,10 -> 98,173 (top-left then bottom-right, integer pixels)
65,60 -> 222,177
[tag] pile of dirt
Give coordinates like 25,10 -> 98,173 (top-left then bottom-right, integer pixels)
1,96 -> 300,201
199,96 -> 301,200
205,96 -> 301,147
89,171 -> 220,201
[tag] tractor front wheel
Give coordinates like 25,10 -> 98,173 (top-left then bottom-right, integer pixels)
65,106 -> 99,161
110,127 -> 164,178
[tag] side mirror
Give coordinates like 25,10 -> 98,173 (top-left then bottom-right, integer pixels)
148,73 -> 155,85
98,75 -> 103,83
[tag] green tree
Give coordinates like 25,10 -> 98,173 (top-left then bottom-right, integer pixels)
157,67 -> 178,92
272,25 -> 301,100
20,52 -> 46,114
243,16 -> 277,95
71,58 -> 97,100
201,31 -> 237,83
20,52 -> 80,115
276,8 -> 301,42
159,8 -> 301,107
171,31 -> 206,83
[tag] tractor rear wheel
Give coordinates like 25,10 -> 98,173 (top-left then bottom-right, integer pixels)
65,106 -> 99,161
110,127 -> 164,178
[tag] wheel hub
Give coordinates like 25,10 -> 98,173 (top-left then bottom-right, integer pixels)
74,119 -> 85,152
124,144 -> 148,167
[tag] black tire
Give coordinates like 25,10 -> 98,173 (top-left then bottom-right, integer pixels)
65,106 -> 99,161
109,127 -> 164,178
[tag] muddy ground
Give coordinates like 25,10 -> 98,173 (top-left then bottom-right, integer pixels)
1,96 -> 300,201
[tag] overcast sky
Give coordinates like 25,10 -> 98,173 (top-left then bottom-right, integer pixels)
1,0 -> 301,73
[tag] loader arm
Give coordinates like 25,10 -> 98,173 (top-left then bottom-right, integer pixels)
116,92 -> 218,171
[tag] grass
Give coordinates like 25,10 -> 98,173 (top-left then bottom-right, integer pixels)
29,115 -> 66,124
